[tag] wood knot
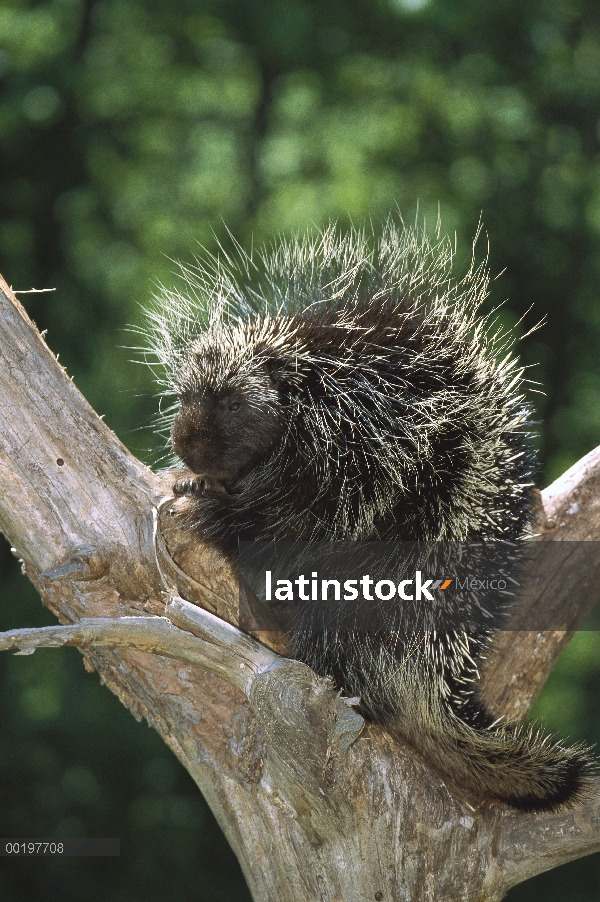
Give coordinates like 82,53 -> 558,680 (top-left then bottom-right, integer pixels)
41,545 -> 108,582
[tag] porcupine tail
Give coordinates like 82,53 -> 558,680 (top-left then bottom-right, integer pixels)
392,698 -> 593,811
297,628 -> 594,811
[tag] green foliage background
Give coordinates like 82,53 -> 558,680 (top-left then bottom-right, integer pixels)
1,0 -> 600,899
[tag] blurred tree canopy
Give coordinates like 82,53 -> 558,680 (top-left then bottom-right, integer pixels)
1,0 -> 600,900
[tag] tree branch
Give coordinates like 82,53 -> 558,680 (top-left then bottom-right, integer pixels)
494,791 -> 600,891
480,448 -> 600,717
0,599 -> 280,695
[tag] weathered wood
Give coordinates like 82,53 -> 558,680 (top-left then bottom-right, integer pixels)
1,271 -> 600,902
479,451 -> 600,717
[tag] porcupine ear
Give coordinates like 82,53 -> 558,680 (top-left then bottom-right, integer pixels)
263,358 -> 286,387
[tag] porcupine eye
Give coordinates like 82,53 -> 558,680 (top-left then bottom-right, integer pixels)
221,396 -> 244,416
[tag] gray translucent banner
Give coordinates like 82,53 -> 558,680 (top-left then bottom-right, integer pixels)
238,540 -> 600,633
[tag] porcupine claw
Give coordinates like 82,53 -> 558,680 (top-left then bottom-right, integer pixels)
173,476 -> 205,497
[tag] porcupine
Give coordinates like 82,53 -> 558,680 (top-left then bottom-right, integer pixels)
144,219 -> 592,810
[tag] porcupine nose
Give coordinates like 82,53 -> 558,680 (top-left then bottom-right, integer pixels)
171,407 -> 212,475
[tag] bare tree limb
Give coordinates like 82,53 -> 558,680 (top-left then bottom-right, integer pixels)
0,598 -> 283,695
495,794 -> 600,891
480,449 -> 600,717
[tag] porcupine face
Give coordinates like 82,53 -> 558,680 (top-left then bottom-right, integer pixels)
171,328 -> 286,488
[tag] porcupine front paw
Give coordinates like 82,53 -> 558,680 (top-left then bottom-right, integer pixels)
173,476 -> 206,497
